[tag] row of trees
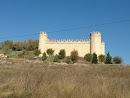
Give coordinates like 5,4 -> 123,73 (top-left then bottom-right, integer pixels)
0,40 -> 39,51
84,52 -> 122,64
41,48 -> 122,64
42,49 -> 78,63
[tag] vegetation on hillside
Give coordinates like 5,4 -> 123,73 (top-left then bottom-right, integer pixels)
42,52 -> 47,61
105,52 -> 112,64
113,56 -> 123,64
0,39 -> 39,51
58,49 -> 66,59
84,53 -> 93,62
70,50 -> 78,63
0,40 -> 123,64
98,54 -> 106,63
92,53 -> 98,64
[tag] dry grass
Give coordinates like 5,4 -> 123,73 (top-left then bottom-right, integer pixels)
0,63 -> 130,98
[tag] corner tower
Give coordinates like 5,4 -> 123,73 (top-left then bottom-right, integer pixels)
38,32 -> 48,56
90,32 -> 101,56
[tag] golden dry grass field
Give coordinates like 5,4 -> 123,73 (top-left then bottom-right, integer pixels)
0,62 -> 130,98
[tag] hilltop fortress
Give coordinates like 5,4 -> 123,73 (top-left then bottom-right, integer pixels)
38,31 -> 105,57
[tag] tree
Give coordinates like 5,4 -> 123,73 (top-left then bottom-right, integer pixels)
42,52 -> 47,61
13,41 -> 23,51
84,53 -> 93,62
1,40 -> 13,50
98,54 -> 106,63
53,54 -> 59,62
34,49 -> 41,56
70,50 -> 78,63
28,39 -> 37,51
36,40 -> 39,50
23,40 -> 28,50
113,56 -> 122,64
58,49 -> 66,59
46,48 -> 54,57
105,52 -> 112,64
92,53 -> 98,64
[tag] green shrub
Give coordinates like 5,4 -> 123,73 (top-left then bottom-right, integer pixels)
58,49 -> 66,59
0,46 -> 9,54
43,60 -> 49,64
92,53 -> 98,64
34,49 -> 41,56
70,50 -> 78,63
66,57 -> 71,64
23,49 -> 29,55
98,54 -> 106,63
113,56 -> 122,64
42,52 -> 47,61
46,48 -> 54,57
7,50 -> 17,58
53,54 -> 59,62
84,53 -> 93,62
18,53 -> 24,58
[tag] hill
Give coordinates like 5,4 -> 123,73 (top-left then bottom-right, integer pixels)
0,63 -> 130,98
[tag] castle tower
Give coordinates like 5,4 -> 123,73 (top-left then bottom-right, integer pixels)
38,32 -> 48,56
90,32 -> 101,56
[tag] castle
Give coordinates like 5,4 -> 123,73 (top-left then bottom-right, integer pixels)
38,31 -> 105,57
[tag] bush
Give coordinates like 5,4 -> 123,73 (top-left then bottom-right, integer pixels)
105,52 -> 112,64
42,52 -> 47,61
70,50 -> 78,63
53,54 -> 59,62
43,60 -> 49,64
0,46 -> 9,55
7,50 -> 17,58
84,53 -> 92,62
46,48 -> 54,57
34,49 -> 41,56
23,49 -> 29,55
92,53 -> 98,64
18,53 -> 24,58
58,49 -> 66,59
66,57 -> 71,64
0,48 -> 17,58
113,56 -> 122,64
98,54 -> 106,63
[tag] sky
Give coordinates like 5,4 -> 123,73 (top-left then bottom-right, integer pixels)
0,0 -> 130,64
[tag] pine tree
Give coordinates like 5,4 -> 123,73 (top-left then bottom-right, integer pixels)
92,53 -> 98,64
58,49 -> 66,59
105,52 -> 112,64
42,52 -> 47,61
53,54 -> 59,62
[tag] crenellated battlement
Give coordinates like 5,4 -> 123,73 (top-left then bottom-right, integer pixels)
39,31 -> 48,37
90,31 -> 101,36
46,39 -> 90,44
101,41 -> 105,45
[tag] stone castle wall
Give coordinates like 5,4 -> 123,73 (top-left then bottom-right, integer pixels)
38,31 -> 105,57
